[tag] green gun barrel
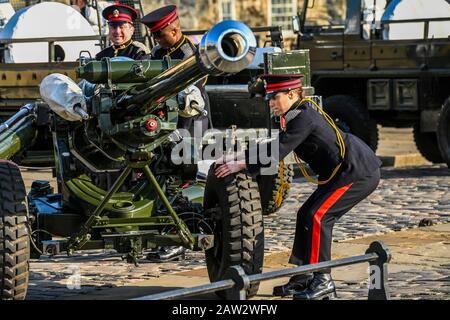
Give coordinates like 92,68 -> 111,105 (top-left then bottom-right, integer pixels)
76,59 -> 182,84
0,104 -> 38,160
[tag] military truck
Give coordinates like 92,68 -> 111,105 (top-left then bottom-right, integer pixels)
292,0 -> 450,166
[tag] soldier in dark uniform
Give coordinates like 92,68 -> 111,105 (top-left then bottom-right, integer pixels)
215,74 -> 382,300
95,3 -> 149,60
85,3 -> 149,192
140,5 -> 210,135
139,5 -> 210,263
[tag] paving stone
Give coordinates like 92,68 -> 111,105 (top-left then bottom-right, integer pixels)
23,164 -> 450,300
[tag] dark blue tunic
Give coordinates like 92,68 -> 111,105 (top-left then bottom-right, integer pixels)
246,99 -> 381,187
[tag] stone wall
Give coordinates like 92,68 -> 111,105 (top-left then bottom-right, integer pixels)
140,0 -> 346,46
141,0 -> 270,30
10,0 -> 346,30
234,0 -> 269,27
299,0 -> 347,26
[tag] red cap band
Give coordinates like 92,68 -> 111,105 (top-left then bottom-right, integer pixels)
266,79 -> 302,94
150,9 -> 178,32
107,13 -> 133,24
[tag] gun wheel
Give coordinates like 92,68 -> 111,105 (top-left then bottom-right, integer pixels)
0,160 -> 30,300
203,167 -> 264,299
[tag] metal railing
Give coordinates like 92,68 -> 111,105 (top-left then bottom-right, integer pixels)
0,35 -> 104,62
304,16 -> 450,41
370,17 -> 450,41
132,240 -> 391,300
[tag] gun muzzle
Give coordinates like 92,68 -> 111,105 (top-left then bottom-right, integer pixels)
117,20 -> 257,114
198,20 -> 257,75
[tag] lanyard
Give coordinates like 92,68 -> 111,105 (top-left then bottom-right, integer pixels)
165,35 -> 208,87
112,40 -> 132,57
166,35 -> 189,57
287,98 -> 346,185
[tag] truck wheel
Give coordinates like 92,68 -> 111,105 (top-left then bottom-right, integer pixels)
257,161 -> 294,215
437,97 -> 450,168
203,167 -> 264,299
413,123 -> 443,164
0,161 -> 30,300
322,95 -> 378,151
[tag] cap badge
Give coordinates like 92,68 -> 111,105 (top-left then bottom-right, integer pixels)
113,9 -> 120,17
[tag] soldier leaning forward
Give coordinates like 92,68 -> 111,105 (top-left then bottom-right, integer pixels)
215,74 -> 382,300
95,3 -> 149,60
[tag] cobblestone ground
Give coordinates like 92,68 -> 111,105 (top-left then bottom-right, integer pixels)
335,269 -> 450,300
262,164 -> 449,300
265,164 -> 450,251
26,164 -> 450,299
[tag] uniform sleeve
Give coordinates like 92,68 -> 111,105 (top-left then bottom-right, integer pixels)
95,49 -> 105,60
138,53 -> 151,60
149,45 -> 162,60
245,110 -> 315,176
133,49 -> 148,60
130,42 -> 150,60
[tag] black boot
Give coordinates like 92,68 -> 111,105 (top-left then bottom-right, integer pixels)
146,246 -> 186,262
273,273 -> 314,297
293,273 -> 337,300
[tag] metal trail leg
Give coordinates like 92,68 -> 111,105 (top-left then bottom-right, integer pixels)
142,165 -> 195,249
67,166 -> 133,253
366,241 -> 391,300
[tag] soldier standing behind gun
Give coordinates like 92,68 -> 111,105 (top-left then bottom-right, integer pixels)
82,4 -> 149,192
95,3 -> 149,60
139,5 -> 210,263
140,5 -> 210,135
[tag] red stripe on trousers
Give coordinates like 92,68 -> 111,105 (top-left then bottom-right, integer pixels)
309,182 -> 353,264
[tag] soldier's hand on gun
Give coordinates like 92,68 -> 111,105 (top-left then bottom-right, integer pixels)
214,154 -> 247,178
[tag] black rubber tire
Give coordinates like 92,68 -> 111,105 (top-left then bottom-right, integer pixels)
322,95 -> 379,151
257,162 -> 294,215
0,160 -> 29,300
437,97 -> 450,168
203,167 -> 264,299
413,123 -> 443,164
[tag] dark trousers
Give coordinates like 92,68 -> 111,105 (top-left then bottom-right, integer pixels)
289,168 -> 381,273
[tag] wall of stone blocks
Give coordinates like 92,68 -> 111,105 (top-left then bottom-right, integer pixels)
140,0 -> 347,48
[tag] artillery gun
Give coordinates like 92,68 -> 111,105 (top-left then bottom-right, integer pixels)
0,20 -> 266,300
1,1 -> 311,216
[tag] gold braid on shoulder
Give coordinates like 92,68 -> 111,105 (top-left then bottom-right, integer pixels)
289,98 -> 346,185
112,40 -> 133,57
167,35 -> 209,87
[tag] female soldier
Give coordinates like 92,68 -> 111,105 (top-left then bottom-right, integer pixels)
214,74 -> 381,300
